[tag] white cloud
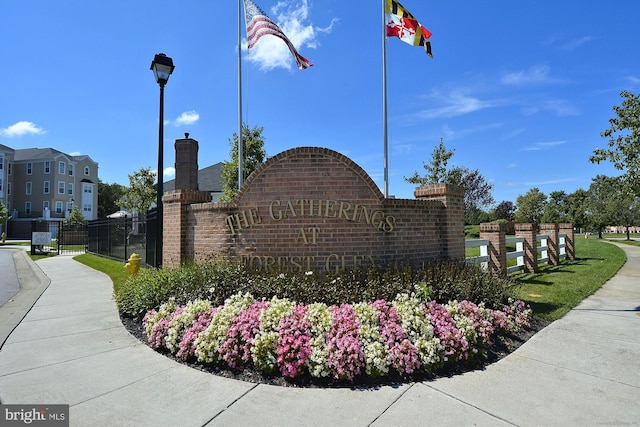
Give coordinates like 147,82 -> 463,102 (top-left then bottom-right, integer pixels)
521,140 -> 566,151
174,111 -> 200,126
416,90 -> 504,119
164,166 -> 175,179
523,100 -> 579,117
244,0 -> 323,71
502,64 -> 555,85
0,121 -> 46,137
560,36 -> 593,51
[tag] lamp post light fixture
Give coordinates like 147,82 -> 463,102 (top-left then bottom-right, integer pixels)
150,53 -> 175,268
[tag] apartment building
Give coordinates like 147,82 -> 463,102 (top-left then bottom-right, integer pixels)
0,144 -> 98,236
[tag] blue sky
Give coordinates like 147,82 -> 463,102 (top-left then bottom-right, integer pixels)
1,0 -> 635,204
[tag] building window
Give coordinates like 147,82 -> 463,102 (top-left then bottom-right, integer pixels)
43,201 -> 50,212
7,163 -> 11,175
83,184 -> 93,194
26,182 -> 32,195
55,201 -> 63,214
66,202 -> 73,213
7,182 -> 11,195
59,161 -> 65,175
68,183 -> 74,195
68,164 -> 74,176
0,178 -> 3,192
44,161 -> 51,174
84,166 -> 90,176
83,203 -> 92,212
44,180 -> 50,194
25,202 -> 31,215
27,162 -> 32,175
58,181 -> 65,194
0,155 -> 3,170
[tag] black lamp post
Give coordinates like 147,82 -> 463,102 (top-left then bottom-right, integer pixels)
150,53 -> 175,268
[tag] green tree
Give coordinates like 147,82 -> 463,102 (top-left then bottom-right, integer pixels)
0,201 -> 9,234
405,140 -> 494,221
404,139 -> 454,185
66,206 -> 85,225
542,191 -> 570,224
446,166 -> 495,213
591,90 -> 640,194
566,189 -> 589,232
515,187 -> 547,227
494,200 -> 516,221
220,124 -> 267,202
97,180 -> 126,218
121,167 -> 157,214
585,175 -> 619,238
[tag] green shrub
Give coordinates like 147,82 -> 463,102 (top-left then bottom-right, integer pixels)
115,260 -> 517,319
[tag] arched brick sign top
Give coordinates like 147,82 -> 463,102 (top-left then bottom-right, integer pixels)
236,147 -> 385,203
164,146 -> 464,273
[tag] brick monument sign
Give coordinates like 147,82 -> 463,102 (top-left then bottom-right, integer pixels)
163,137 -> 464,273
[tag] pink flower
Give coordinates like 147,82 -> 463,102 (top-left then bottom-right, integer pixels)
277,304 -> 312,378
326,304 -> 365,380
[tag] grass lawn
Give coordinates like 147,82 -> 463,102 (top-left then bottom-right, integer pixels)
74,253 -> 130,294
511,238 -> 626,321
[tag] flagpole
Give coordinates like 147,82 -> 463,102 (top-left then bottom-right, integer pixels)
238,0 -> 244,190
382,0 -> 389,198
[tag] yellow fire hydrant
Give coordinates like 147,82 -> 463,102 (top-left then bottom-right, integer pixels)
125,253 -> 141,276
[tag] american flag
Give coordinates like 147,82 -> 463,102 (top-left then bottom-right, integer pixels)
244,0 -> 313,70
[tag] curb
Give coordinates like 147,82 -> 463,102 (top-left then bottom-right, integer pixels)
0,250 -> 50,348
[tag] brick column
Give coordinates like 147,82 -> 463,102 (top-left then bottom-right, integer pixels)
559,223 -> 575,260
162,189 -> 212,268
540,223 -> 560,266
174,134 -> 199,191
415,183 -> 465,260
515,223 -> 538,273
479,222 -> 506,276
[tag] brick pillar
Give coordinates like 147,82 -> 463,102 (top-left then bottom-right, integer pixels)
559,223 -> 575,260
515,223 -> 538,273
415,183 -> 465,260
480,222 -> 506,276
174,134 -> 199,191
162,189 -> 212,267
540,223 -> 560,265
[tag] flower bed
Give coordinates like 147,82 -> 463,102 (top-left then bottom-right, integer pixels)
142,292 -> 531,382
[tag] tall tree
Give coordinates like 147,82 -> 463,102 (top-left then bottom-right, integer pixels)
446,166 -> 495,212
220,124 -> 267,202
121,167 -> 157,214
590,90 -> 640,194
97,180 -> 126,218
404,139 -> 454,185
566,189 -> 589,232
515,187 -> 547,227
542,190 -> 570,224
585,175 -> 619,238
494,200 -> 516,221
405,140 -> 494,220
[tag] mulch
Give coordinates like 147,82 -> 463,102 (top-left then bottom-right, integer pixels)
120,314 -> 550,389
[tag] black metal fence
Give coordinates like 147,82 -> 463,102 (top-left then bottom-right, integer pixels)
86,209 -> 157,267
30,220 -> 87,256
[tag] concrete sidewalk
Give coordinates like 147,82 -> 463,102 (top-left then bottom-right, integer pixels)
0,244 -> 639,426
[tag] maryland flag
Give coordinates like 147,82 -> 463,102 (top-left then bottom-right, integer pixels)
385,0 -> 433,57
